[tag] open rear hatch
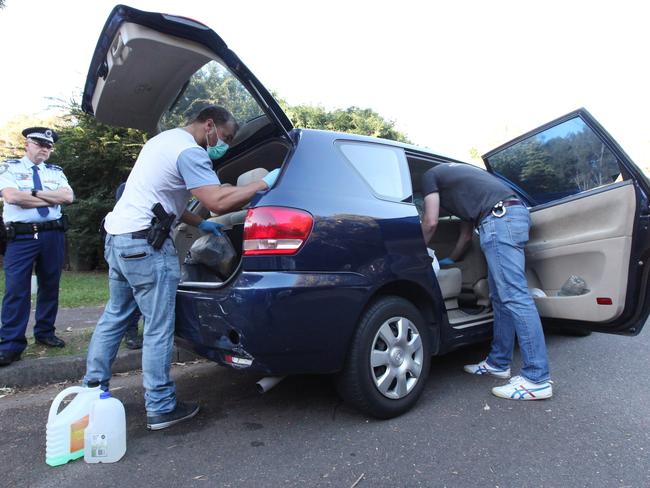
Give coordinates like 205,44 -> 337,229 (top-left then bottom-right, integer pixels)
82,4 -> 293,138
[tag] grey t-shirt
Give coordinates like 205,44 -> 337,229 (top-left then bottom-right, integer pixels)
421,163 -> 514,224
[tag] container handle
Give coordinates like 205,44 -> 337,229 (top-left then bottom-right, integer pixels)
47,386 -> 86,422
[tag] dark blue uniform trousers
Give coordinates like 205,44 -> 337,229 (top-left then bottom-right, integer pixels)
0,230 -> 65,352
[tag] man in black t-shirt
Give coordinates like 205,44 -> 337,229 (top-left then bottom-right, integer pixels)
421,163 -> 552,400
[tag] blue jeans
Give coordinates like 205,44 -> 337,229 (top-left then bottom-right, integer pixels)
478,205 -> 550,383
84,234 -> 180,414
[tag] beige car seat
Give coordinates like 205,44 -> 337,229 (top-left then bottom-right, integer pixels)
437,267 -> 462,310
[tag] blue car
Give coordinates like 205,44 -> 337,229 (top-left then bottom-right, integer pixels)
83,5 -> 650,418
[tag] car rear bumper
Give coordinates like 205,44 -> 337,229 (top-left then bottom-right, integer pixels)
175,271 -> 372,375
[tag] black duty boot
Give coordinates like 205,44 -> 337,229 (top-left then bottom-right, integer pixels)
0,349 -> 22,366
35,335 -> 65,348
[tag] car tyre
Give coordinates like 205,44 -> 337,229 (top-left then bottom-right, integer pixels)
337,296 -> 431,419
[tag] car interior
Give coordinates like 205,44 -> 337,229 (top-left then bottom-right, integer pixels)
172,132 -> 290,285
408,157 -> 494,327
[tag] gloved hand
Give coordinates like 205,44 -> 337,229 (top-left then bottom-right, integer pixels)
262,168 -> 280,189
438,257 -> 455,266
198,220 -> 223,236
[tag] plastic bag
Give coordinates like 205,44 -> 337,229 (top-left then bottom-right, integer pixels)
557,275 -> 589,296
183,234 -> 237,280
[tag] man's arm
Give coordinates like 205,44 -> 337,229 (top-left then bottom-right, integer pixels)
1,187 -> 51,208
447,221 -> 474,262
32,187 -> 74,205
190,181 -> 268,215
421,192 -> 440,244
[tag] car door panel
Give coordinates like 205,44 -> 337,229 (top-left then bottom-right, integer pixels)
526,181 -> 635,322
483,108 -> 650,335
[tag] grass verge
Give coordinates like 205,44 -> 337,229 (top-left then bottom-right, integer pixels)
0,271 -> 109,308
23,322 -> 143,360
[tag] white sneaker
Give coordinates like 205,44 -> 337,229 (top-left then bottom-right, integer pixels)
492,375 -> 553,400
463,359 -> 511,379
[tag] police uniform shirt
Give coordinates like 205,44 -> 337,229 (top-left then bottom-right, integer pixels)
0,156 -> 72,223
421,163 -> 514,225
104,128 -> 220,235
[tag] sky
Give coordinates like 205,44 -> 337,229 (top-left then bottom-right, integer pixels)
1,0 -> 648,166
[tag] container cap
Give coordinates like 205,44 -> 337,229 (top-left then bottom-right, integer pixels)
100,391 -> 112,399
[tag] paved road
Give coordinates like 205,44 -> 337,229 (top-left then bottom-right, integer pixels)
2,328 -> 649,488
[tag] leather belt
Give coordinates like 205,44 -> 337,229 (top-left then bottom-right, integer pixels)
499,199 -> 522,208
7,217 -> 66,235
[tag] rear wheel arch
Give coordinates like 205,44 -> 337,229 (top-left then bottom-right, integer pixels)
370,280 -> 441,353
336,294 -> 433,418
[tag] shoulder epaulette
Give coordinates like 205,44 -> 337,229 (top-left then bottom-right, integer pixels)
45,163 -> 63,171
4,159 -> 20,164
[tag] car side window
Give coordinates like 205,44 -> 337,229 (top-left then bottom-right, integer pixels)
337,141 -> 412,202
486,116 -> 623,205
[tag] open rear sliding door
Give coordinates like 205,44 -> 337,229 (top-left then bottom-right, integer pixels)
483,109 -> 650,335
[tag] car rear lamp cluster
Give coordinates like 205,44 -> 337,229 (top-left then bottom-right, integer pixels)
243,206 -> 314,256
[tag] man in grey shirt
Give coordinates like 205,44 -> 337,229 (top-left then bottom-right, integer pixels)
421,163 -> 552,400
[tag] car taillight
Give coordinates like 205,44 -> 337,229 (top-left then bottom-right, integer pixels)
243,207 -> 313,256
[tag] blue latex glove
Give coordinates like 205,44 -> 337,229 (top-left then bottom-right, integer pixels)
198,220 -> 223,236
438,257 -> 455,266
262,168 -> 280,189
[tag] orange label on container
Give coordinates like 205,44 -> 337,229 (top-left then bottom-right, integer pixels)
70,415 -> 89,452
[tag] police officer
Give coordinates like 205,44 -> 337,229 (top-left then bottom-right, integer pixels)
0,127 -> 74,366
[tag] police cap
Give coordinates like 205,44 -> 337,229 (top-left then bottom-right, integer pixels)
22,126 -> 59,146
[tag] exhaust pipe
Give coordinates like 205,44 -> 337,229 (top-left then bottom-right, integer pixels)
256,376 -> 286,393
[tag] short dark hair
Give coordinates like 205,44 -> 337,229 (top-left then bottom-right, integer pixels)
192,105 -> 239,132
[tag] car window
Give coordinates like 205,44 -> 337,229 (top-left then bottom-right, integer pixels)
160,61 -> 265,131
486,116 -> 623,205
337,141 -> 412,202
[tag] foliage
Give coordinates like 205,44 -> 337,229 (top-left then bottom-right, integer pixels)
160,62 -> 263,129
488,121 -> 620,204
284,105 -> 410,143
52,101 -> 147,269
0,113 -> 61,160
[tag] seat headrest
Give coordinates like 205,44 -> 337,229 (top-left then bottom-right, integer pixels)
237,168 -> 269,186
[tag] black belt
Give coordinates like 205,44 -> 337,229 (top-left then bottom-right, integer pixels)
7,218 -> 67,235
130,229 -> 150,239
110,229 -> 150,240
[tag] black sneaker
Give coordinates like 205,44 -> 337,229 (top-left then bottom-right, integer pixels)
146,401 -> 200,431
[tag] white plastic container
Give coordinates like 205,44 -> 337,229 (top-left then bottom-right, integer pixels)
84,391 -> 127,463
46,385 -> 102,466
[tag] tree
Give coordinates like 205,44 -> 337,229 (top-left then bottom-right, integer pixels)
0,114 -> 61,160
52,100 -> 147,269
284,105 -> 410,143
